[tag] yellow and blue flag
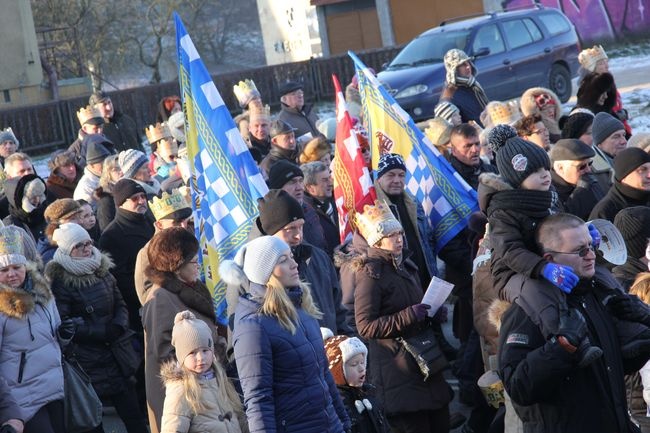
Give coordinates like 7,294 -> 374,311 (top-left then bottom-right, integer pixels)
175,14 -> 268,324
349,51 -> 478,252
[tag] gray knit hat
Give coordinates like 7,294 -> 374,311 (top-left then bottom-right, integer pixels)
171,310 -> 214,364
118,149 -> 148,179
495,137 -> 551,187
0,128 -> 19,147
220,236 -> 291,286
592,112 -> 625,146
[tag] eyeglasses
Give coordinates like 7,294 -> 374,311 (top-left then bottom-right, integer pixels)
531,127 -> 548,135
73,240 -> 94,250
571,160 -> 594,171
545,244 -> 595,258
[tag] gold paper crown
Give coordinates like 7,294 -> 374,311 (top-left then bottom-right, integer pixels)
77,105 -> 103,125
578,45 -> 608,72
0,227 -> 24,258
249,104 -> 271,120
233,79 -> 260,108
487,101 -> 520,126
145,123 -> 173,144
353,200 -> 402,246
148,190 -> 191,221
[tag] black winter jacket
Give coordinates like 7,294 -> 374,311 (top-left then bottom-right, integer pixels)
102,111 -> 144,154
99,209 -> 154,332
589,181 -> 650,222
613,257 -> 648,292
498,280 -> 646,433
551,170 -> 605,220
337,384 -> 391,433
46,253 -> 132,396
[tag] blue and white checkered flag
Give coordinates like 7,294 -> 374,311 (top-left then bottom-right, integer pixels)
175,14 -> 268,324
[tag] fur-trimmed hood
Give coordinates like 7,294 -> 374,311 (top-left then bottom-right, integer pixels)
520,87 -> 562,120
333,231 -> 369,272
488,299 -> 511,332
160,360 -> 188,385
44,252 -> 113,289
0,262 -> 52,319
478,172 -> 512,212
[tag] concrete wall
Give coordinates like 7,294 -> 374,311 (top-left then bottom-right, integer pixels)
0,1 -> 43,95
256,0 -> 314,65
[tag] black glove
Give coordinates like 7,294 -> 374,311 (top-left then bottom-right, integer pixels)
557,309 -> 588,347
606,293 -> 650,326
59,317 -> 84,339
105,324 -> 124,342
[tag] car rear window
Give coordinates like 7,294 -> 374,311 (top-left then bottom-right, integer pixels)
538,12 -> 571,36
389,30 -> 470,68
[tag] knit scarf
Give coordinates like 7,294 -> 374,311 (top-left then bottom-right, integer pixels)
53,247 -> 102,276
454,74 -> 489,109
488,188 -> 560,219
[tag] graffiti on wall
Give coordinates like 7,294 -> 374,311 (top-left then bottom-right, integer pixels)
503,0 -> 650,42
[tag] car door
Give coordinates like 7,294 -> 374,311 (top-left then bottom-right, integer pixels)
499,18 -> 547,96
469,23 -> 516,101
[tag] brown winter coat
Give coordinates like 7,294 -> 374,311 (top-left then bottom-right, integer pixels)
353,246 -> 452,416
159,362 -> 245,433
142,268 -> 223,433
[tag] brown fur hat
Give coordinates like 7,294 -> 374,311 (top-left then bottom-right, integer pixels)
147,227 -> 199,273
299,136 -> 331,164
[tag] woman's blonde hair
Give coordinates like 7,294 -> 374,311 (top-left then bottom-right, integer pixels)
260,276 -> 322,334
181,356 -> 244,418
630,272 -> 650,305
99,155 -> 121,192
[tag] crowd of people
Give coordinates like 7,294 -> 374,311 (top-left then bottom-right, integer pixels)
0,41 -> 649,433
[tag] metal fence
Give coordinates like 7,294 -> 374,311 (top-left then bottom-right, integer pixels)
0,45 -> 402,155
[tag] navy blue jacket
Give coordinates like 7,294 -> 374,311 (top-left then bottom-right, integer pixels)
232,284 -> 350,433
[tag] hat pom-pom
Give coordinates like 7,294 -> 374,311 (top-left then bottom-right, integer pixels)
174,310 -> 196,324
218,259 -> 247,286
321,327 -> 334,341
487,124 -> 518,154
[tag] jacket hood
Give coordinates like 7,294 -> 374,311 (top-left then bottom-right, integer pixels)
520,87 -> 562,120
0,262 -> 52,319
159,360 -> 187,385
45,252 -> 113,289
488,299 -> 511,332
333,232 -> 369,269
477,172 -> 512,212
4,174 -> 45,208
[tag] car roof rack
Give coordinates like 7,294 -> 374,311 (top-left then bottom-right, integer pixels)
439,2 -> 543,26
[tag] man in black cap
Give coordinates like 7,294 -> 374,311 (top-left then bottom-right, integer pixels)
258,119 -> 298,179
276,81 -> 321,142
589,147 -> 650,222
99,178 -> 155,333
73,134 -> 114,206
613,206 -> 650,291
591,111 -> 627,192
261,160 -> 328,253
90,91 -> 144,153
550,138 -> 605,220
248,189 -> 350,335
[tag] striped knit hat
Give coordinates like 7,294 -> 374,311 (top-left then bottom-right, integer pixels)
323,333 -> 368,386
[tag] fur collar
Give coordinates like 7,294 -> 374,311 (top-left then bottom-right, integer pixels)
160,360 -> 187,385
478,172 -> 512,212
488,299 -> 511,332
0,262 -> 52,319
45,252 -> 113,289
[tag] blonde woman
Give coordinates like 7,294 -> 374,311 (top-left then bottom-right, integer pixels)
93,154 -> 122,231
220,236 -> 350,433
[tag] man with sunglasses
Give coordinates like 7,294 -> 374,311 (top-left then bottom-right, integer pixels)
550,138 -> 605,220
498,213 -> 650,433
590,147 -> 650,222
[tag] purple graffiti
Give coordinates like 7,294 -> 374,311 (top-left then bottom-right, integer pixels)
503,0 -> 650,42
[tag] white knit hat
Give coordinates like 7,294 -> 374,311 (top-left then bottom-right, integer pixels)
118,149 -> 148,179
171,310 -> 213,363
219,236 -> 290,286
52,223 -> 91,255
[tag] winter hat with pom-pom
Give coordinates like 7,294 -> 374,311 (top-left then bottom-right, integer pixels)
495,137 -> 550,188
487,124 -> 518,154
323,334 -> 368,386
219,236 -> 290,287
171,310 -> 214,364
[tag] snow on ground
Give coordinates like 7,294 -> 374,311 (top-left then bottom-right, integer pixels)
621,87 -> 650,133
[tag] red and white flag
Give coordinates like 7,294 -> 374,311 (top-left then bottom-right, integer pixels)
332,74 -> 376,243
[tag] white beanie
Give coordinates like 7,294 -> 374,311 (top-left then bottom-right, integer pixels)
118,149 -> 148,179
171,310 -> 213,363
219,236 -> 290,286
52,223 -> 91,255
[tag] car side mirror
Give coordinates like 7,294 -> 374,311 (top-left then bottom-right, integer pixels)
473,47 -> 490,58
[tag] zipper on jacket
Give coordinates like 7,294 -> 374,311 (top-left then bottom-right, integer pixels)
18,352 -> 26,383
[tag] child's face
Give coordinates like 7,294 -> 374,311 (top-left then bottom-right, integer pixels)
183,347 -> 214,374
79,204 -> 96,230
520,168 -> 551,191
343,353 -> 366,387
